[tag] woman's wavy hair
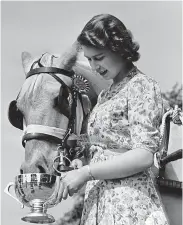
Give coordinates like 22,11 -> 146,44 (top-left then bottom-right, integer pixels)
77,14 -> 140,62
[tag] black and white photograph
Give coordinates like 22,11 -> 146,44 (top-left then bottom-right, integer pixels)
1,1 -> 182,225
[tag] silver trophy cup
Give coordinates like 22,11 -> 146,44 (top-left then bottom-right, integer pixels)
4,173 -> 62,224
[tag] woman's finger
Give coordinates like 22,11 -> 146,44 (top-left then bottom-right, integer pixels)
70,160 -> 77,169
62,184 -> 69,200
76,160 -> 83,169
70,159 -> 83,169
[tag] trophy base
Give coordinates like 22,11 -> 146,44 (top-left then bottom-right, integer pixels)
21,212 -> 55,224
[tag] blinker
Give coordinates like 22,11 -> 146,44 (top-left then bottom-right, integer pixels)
8,100 -> 23,130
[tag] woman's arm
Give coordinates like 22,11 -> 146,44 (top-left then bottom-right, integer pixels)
81,148 -> 154,181
59,147 -> 154,199
81,76 -> 163,181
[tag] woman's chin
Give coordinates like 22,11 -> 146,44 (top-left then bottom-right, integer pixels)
101,74 -> 110,80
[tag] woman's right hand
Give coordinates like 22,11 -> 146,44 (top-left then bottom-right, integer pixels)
53,159 -> 84,205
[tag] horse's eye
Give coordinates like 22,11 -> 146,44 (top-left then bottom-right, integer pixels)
53,96 -> 69,108
53,86 -> 68,108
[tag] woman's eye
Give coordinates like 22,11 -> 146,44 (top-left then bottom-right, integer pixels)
95,56 -> 104,61
87,56 -> 104,62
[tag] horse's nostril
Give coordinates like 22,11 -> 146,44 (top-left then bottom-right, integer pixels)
20,162 -> 47,174
38,165 -> 46,174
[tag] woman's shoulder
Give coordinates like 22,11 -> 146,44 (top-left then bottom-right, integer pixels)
129,71 -> 161,91
132,71 -> 159,84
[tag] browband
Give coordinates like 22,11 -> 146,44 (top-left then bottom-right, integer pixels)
26,67 -> 75,79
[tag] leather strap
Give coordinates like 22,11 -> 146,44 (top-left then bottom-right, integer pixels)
157,177 -> 182,191
160,149 -> 182,167
26,67 -> 74,79
22,124 -> 78,140
22,133 -> 77,148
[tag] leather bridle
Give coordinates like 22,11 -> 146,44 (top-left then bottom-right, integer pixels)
13,55 -> 90,173
23,67 -> 76,148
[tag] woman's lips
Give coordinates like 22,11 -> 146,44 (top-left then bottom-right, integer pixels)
99,70 -> 107,76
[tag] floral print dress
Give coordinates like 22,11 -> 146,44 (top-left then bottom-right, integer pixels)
80,70 -> 170,225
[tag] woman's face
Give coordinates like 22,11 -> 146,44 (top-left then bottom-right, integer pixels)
82,45 -> 124,80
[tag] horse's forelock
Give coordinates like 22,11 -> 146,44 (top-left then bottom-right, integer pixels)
39,53 -> 59,67
35,50 -> 79,71
58,42 -> 80,70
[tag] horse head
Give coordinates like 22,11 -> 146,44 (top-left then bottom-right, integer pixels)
8,44 -> 101,175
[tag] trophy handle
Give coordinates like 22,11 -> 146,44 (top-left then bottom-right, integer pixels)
4,182 -> 24,209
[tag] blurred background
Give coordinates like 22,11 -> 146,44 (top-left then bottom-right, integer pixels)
1,1 -> 182,225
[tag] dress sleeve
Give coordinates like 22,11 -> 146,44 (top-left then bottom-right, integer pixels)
128,75 -> 164,154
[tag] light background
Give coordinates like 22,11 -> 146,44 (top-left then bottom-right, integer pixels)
1,1 -> 182,225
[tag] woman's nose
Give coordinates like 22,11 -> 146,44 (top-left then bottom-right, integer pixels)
90,61 -> 100,72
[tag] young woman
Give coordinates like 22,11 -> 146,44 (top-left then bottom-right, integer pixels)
59,14 -> 169,225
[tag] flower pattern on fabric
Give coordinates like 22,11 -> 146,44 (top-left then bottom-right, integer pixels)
80,72 -> 169,225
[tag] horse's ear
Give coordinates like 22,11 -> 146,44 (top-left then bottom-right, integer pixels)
21,52 -> 33,75
57,41 -> 81,71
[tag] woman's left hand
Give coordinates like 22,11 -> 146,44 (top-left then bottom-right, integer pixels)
61,166 -> 89,199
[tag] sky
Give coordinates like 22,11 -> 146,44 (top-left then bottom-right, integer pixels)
1,1 -> 182,225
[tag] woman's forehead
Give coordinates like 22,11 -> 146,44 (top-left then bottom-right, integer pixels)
82,46 -> 107,58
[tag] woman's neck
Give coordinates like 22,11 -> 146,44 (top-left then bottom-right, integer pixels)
113,62 -> 134,85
